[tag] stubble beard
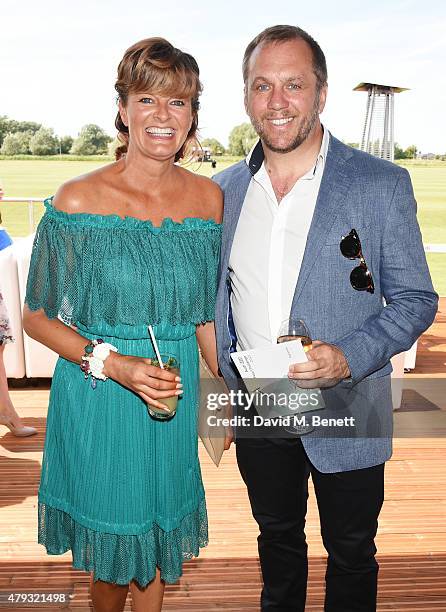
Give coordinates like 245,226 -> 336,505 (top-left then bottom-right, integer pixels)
250,90 -> 321,154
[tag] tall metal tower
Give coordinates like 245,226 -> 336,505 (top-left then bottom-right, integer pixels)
354,83 -> 408,162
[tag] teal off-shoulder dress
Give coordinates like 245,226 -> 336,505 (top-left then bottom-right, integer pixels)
24,197 -> 222,586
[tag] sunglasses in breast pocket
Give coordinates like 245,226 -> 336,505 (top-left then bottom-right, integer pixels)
339,229 -> 374,294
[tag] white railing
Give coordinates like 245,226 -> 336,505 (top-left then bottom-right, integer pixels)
1,197 -> 45,234
424,244 -> 446,253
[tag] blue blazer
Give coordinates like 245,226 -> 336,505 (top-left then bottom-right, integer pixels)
213,134 -> 438,473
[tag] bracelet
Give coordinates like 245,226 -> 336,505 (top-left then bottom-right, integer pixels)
80,338 -> 118,389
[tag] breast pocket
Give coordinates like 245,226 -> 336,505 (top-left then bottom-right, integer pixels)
324,224 -> 374,246
319,224 -> 378,301
324,224 -> 377,272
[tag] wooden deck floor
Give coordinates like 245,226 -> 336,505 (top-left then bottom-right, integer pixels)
1,299 -> 445,611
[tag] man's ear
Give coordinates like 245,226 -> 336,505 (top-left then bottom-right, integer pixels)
118,100 -> 128,127
318,85 -> 328,114
244,85 -> 249,115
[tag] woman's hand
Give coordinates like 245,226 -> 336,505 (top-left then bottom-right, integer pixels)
103,351 -> 182,412
224,426 -> 234,450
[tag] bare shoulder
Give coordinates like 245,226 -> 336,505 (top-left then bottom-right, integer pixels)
197,174 -> 223,223
52,163 -> 118,213
52,178 -> 91,213
180,169 -> 223,223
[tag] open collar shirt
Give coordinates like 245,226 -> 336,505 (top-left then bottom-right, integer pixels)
228,127 -> 330,351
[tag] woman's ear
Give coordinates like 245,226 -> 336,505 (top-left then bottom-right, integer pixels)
118,100 -> 128,127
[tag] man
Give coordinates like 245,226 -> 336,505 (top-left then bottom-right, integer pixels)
214,25 -> 438,612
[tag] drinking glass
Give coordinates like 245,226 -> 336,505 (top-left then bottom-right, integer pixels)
147,354 -> 180,420
277,317 -> 314,435
277,317 -> 312,351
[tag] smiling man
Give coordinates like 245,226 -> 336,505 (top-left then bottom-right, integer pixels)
213,25 -> 438,612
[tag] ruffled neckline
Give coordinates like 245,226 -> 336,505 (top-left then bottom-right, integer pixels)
43,196 -> 222,232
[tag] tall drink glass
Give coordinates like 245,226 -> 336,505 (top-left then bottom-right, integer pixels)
147,354 -> 180,420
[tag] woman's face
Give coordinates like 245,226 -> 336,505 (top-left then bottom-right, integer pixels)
119,90 -> 194,162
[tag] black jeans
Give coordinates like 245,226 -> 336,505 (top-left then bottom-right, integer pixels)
236,437 -> 385,612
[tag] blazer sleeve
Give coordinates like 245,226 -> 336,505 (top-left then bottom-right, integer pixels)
332,168 -> 438,385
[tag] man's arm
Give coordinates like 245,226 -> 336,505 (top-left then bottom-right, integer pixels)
289,168 -> 438,387
331,168 -> 438,385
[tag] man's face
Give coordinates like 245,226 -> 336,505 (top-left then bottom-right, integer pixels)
244,38 -> 327,154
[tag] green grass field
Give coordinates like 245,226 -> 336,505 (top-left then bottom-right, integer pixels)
0,157 -> 445,294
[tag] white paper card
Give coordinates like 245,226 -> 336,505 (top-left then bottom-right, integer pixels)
230,341 -> 325,413
230,340 -> 307,381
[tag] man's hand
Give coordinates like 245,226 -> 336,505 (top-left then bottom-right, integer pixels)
288,340 -> 351,388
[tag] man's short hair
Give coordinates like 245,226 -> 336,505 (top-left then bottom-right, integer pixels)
242,25 -> 328,92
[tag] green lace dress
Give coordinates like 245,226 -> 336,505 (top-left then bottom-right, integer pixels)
25,196 -> 222,586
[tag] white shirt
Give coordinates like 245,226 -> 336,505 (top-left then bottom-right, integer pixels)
229,128 -> 329,351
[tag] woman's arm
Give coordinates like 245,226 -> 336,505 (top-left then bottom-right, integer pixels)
196,321 -> 219,378
194,175 -> 223,376
23,306 -> 180,411
23,305 -> 89,364
22,181 -> 182,412
196,321 -> 233,450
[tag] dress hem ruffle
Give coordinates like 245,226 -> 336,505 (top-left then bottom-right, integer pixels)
38,489 -> 205,535
38,499 -> 208,586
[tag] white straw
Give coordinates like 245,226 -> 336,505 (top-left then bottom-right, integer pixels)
148,325 -> 164,369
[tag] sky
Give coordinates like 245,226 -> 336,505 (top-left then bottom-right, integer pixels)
1,0 -> 445,153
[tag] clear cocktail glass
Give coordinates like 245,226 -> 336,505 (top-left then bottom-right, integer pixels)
147,354 -> 180,420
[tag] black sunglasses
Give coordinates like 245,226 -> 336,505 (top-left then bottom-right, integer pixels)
340,229 -> 374,294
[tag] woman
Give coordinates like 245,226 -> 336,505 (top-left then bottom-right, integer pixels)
23,38 -> 222,612
0,186 -> 37,436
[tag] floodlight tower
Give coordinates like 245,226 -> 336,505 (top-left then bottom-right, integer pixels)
354,83 -> 409,162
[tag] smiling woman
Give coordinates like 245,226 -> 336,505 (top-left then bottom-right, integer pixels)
114,38 -> 201,163
21,36 -> 223,612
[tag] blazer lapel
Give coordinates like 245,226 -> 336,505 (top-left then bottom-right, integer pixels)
290,136 -> 354,311
220,163 -> 252,276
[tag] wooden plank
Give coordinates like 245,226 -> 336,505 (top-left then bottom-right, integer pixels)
1,300 -> 445,609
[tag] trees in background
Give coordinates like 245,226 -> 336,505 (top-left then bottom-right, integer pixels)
29,127 -> 58,156
228,123 -> 258,155
108,137 -> 122,158
71,124 -> 112,155
394,143 -> 405,159
404,144 -> 417,159
0,131 -> 34,155
59,135 -> 74,154
0,113 -> 440,160
0,116 -> 41,149
0,116 -> 42,155
201,138 -> 225,155
0,115 -> 110,156
395,143 -> 418,159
